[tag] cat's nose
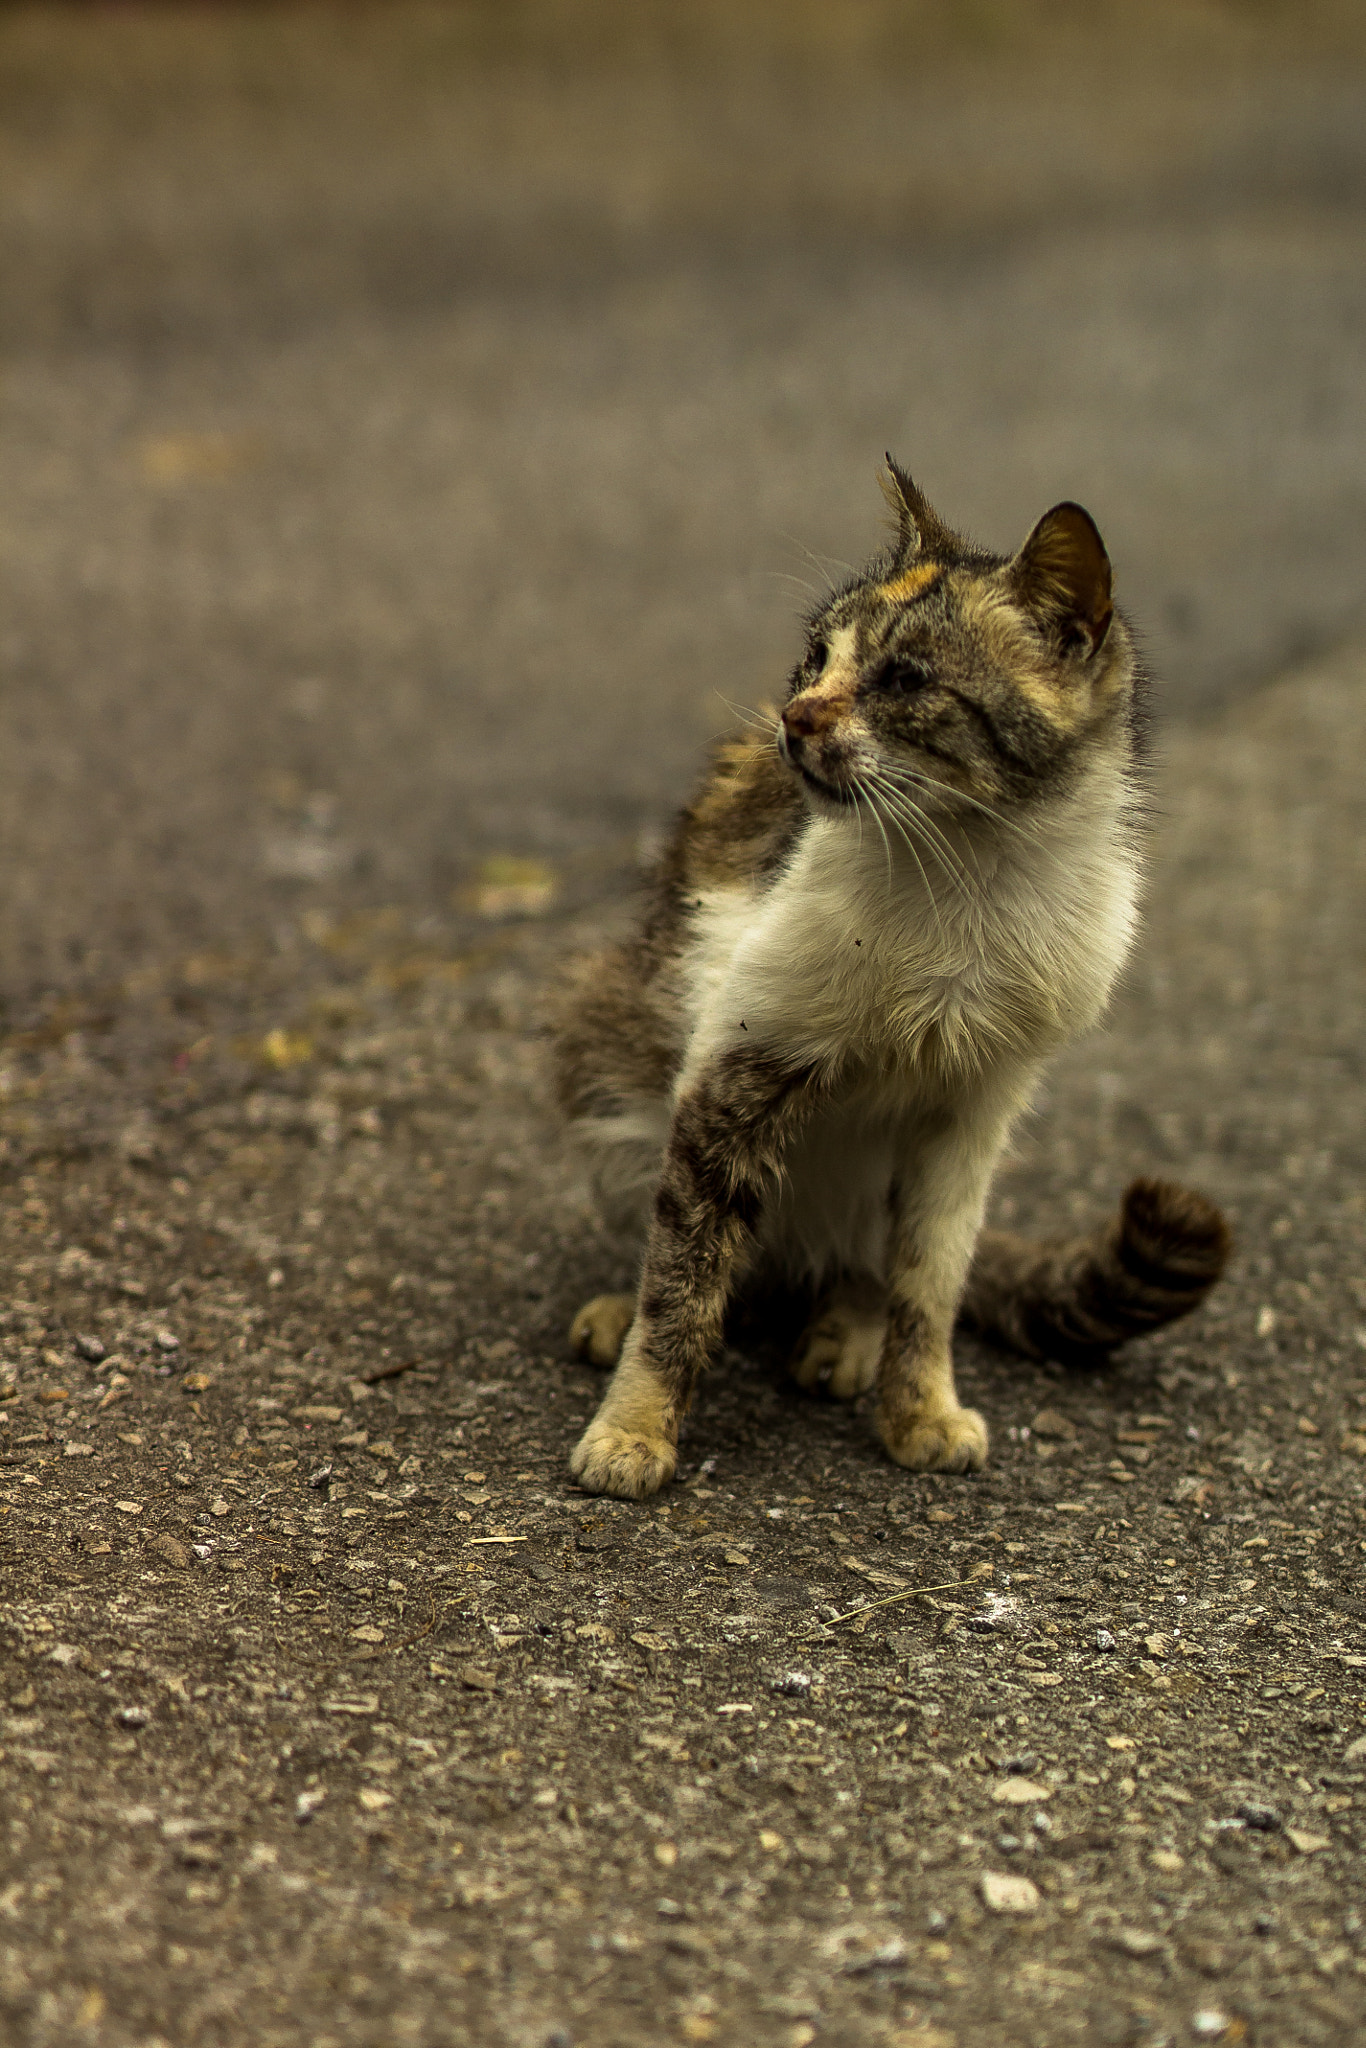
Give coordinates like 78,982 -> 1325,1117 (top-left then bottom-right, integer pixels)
782,693 -> 837,742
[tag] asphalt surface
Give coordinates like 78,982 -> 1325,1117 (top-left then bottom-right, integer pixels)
2,8 -> 1366,2047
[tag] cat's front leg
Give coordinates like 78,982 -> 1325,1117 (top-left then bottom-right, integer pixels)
875,1093 -> 1022,1475
570,1047 -> 825,1500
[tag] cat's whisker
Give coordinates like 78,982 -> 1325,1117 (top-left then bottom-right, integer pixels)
852,773 -> 896,895
882,764 -> 1075,880
713,693 -> 780,736
864,769 -> 979,910
880,790 -> 980,910
857,776 -> 951,940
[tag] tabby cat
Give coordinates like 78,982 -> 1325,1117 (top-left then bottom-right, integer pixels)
553,462 -> 1228,1500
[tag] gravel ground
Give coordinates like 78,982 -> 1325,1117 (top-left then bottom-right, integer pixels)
2,8 -> 1366,2046
2,646 -> 1365,2047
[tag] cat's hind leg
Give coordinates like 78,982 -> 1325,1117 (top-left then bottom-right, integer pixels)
790,1277 -> 886,1401
569,1294 -> 637,1368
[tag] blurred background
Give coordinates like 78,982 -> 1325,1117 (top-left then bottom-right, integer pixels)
0,0 -> 1364,1000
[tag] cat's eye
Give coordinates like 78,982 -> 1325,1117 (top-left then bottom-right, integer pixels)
874,655 -> 934,697
807,639 -> 829,676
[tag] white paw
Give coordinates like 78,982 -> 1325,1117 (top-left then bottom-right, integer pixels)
569,1294 -> 637,1369
878,1403 -> 988,1474
569,1419 -> 676,1499
791,1311 -> 883,1401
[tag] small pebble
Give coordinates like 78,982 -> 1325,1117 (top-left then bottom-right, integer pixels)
76,1335 -> 106,1363
148,1534 -> 190,1569
295,1789 -> 326,1822
1237,1801 -> 1281,1832
770,1671 -> 812,1697
1030,1408 -> 1079,1441
116,1706 -> 150,1727
1095,1628 -> 1116,1652
209,1499 -> 231,1518
154,1330 -> 180,1353
1109,1929 -> 1165,1957
992,1777 -> 1052,1806
979,1871 -> 1039,1915
308,1465 -> 334,1491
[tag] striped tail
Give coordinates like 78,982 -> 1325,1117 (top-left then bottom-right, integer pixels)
960,1178 -> 1231,1367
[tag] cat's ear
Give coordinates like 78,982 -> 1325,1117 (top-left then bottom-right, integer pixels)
880,456 -> 955,562
1008,502 -> 1113,658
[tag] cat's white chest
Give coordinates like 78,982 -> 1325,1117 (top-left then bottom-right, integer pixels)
680,805 -> 1137,1086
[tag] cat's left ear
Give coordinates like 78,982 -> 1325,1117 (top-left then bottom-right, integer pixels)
1008,502 -> 1113,658
880,456 -> 956,563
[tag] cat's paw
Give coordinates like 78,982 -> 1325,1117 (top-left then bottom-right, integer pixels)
791,1311 -> 883,1400
569,1294 -> 637,1369
569,1419 -> 676,1499
878,1403 -> 988,1474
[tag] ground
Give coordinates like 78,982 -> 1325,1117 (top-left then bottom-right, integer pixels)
1,8 -> 1365,2047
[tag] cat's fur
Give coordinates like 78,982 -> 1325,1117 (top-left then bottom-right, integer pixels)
553,462 -> 1229,1499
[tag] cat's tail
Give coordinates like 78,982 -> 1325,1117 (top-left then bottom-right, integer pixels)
959,1178 -> 1231,1367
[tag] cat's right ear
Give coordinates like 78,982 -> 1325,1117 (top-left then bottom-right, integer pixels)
880,457 -> 954,563
1008,502 -> 1113,658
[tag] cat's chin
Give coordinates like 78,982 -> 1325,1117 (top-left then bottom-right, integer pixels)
793,761 -> 859,813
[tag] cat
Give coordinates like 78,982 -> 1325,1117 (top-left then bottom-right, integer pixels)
552,460 -> 1229,1500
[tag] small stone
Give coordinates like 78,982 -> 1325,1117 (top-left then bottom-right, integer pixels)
41,1349 -> 65,1370
1094,1628 -> 1117,1652
1285,1827 -> 1330,1856
979,1871 -> 1039,1915
154,1330 -> 180,1353
182,1373 -> 214,1393
37,1387 -> 69,1404
308,1465 -> 333,1491
1105,1735 -> 1136,1751
349,1625 -> 385,1644
115,1501 -> 143,1516
459,1665 -> 497,1692
1342,1734 -> 1366,1764
1031,1408 -> 1079,1441
771,1671 -> 812,1697
1192,2015 -> 1229,2039
209,1499 -> 231,1518
294,1788 -> 326,1822
148,1534 -> 190,1569
358,1787 -> 392,1812
1144,1634 -> 1172,1660
116,1705 -> 151,1726
992,1777 -> 1053,1806
842,1938 -> 908,1975
1237,1801 -> 1281,1832
76,1335 -> 106,1363
64,1442 -> 96,1458
1107,1928 -> 1165,1957
653,1841 -> 678,1867
1150,1848 -> 1185,1874
49,1643 -> 81,1666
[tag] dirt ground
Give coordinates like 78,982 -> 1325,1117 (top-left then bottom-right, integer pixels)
2,8 -> 1366,2048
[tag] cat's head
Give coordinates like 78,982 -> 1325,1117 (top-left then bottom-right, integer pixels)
778,461 -> 1138,819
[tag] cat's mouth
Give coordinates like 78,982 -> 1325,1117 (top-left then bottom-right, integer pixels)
779,728 -> 859,808
794,760 -> 858,808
